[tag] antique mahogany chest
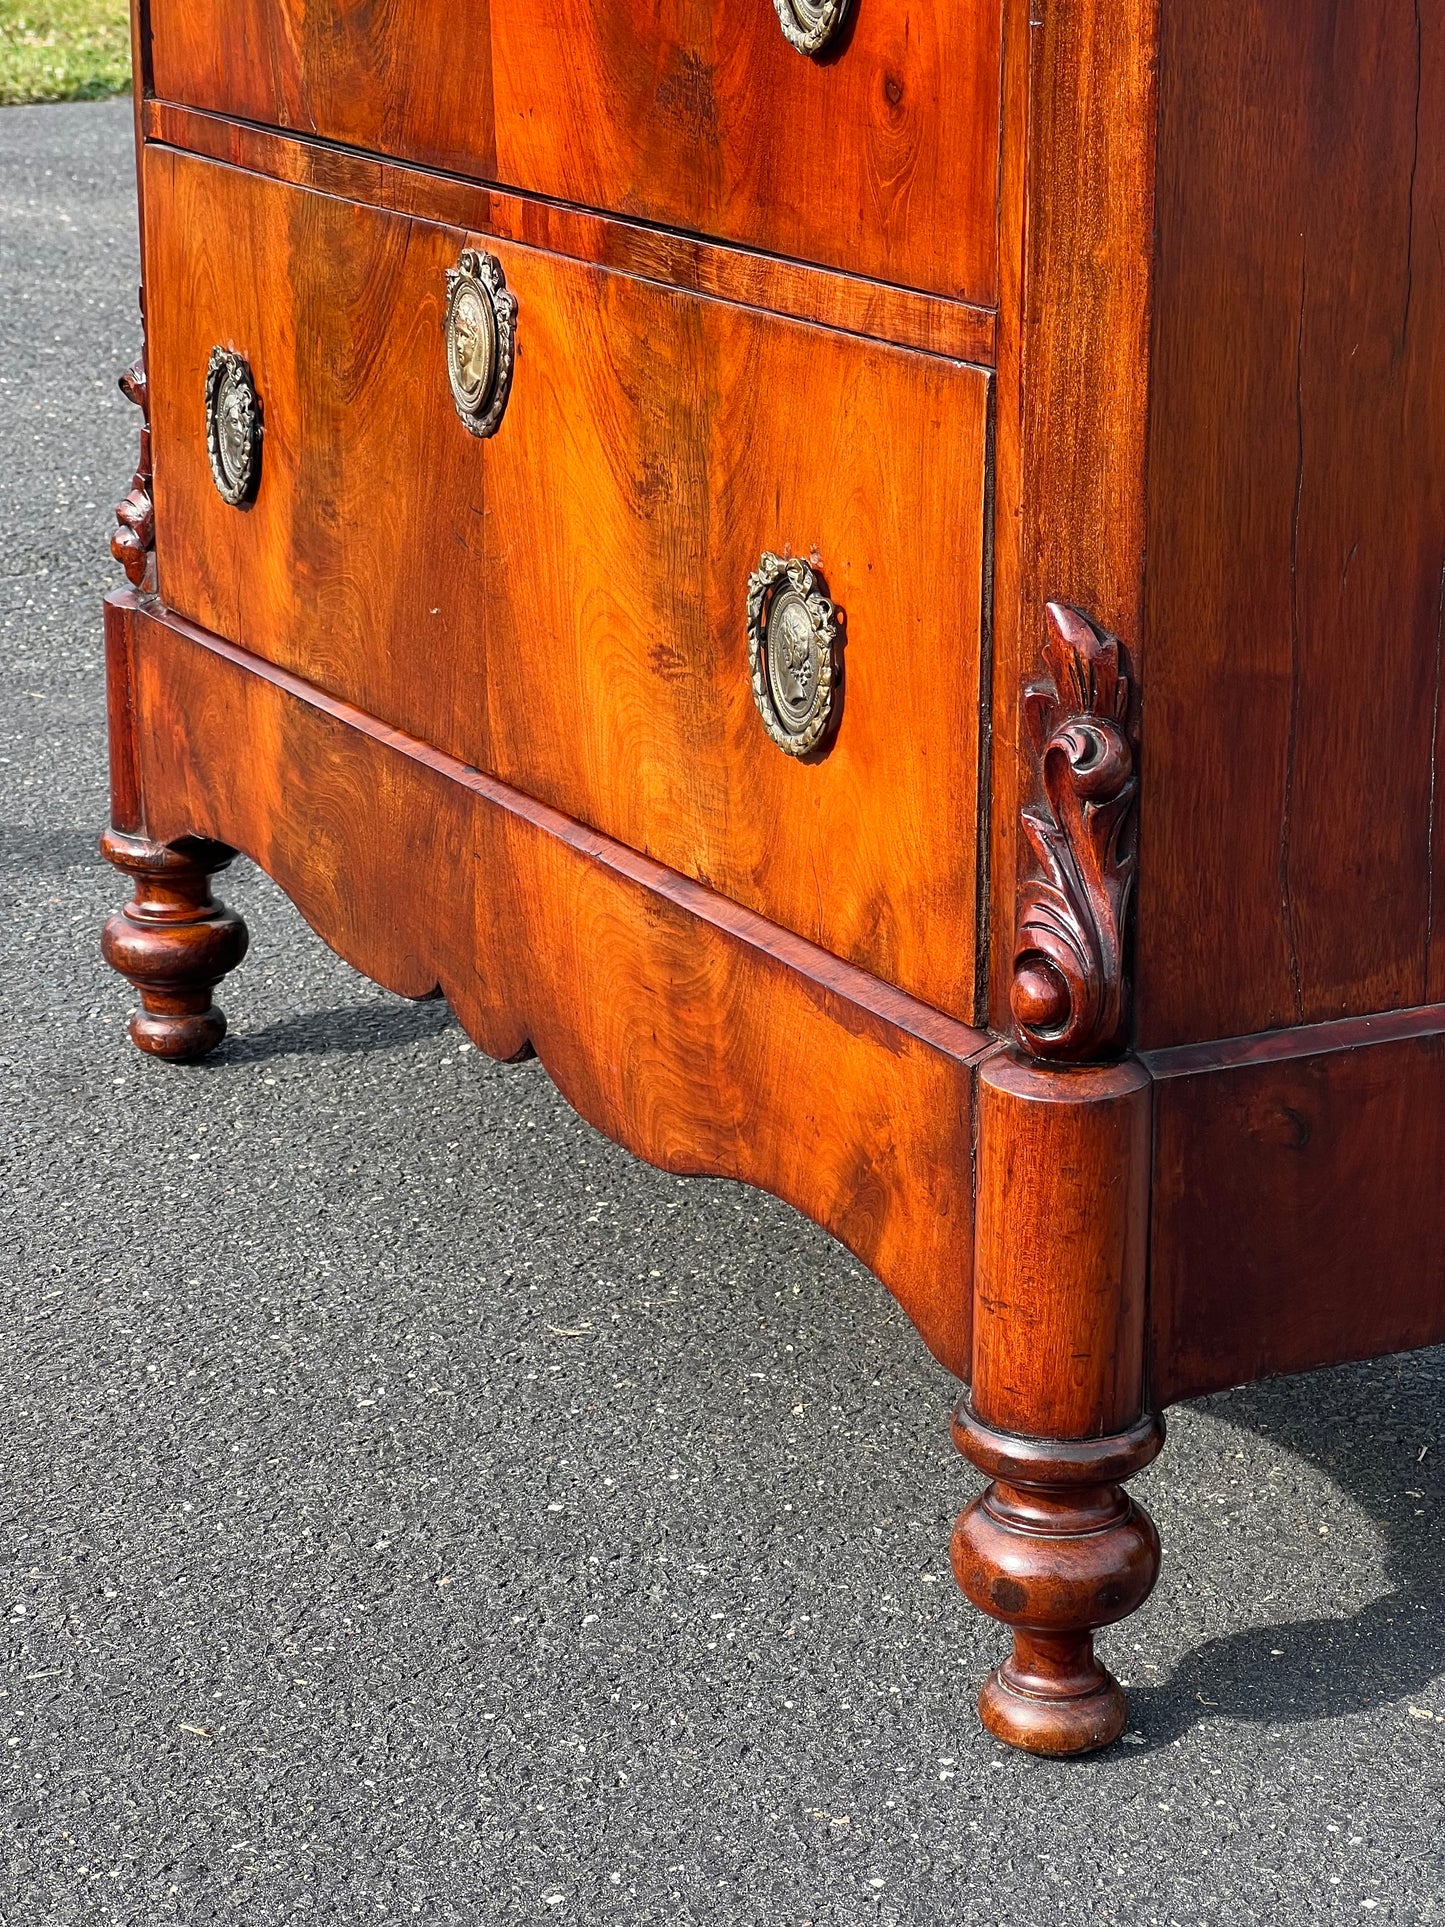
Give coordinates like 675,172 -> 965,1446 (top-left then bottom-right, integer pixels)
100,1 -> 1445,1755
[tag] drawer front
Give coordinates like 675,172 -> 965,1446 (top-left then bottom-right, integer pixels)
147,0 -> 1000,307
144,147 -> 990,1020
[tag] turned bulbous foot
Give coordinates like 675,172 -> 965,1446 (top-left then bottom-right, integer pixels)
100,829 -> 249,1061
951,1402 -> 1164,1757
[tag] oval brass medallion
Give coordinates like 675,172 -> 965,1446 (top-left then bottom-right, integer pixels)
444,249 -> 517,438
204,347 -> 261,507
746,553 -> 839,756
771,0 -> 854,56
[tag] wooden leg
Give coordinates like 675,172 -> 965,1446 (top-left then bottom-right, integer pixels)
100,829 -> 249,1062
951,1406 -> 1163,1754
951,1051 -> 1163,1756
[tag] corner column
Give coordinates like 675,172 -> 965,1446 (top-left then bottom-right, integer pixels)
952,599 -> 1162,1755
951,1053 -> 1161,1754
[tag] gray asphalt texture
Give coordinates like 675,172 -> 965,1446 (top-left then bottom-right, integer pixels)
1,98 -> 1443,1927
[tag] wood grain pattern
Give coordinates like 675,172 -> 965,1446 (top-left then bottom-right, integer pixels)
1149,1012 -> 1445,1403
971,1054 -> 1152,1441
141,145 -> 992,1023
987,0 -> 1160,1034
146,0 -> 1002,306
114,590 -> 991,1374
141,102 -> 996,367
953,1052 -> 1159,1757
1138,0 -> 1445,1046
113,0 -> 1445,1762
105,580 -> 145,833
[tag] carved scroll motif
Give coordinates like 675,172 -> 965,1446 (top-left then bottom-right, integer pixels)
111,291 -> 154,589
1010,603 -> 1138,1062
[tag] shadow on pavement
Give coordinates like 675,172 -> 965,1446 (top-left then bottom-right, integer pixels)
1130,1354 -> 1445,1747
221,995 -> 456,1062
0,822 -> 107,873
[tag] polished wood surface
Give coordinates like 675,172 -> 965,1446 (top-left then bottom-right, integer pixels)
102,601 -> 248,1064
953,1055 -> 1158,1756
970,1055 -> 1151,1442
948,0 -> 1171,1749
141,101 -> 997,367
110,590 -> 987,1374
951,1408 -> 1163,1757
1138,0 -> 1445,1046
1148,1009 -> 1445,1404
102,0 -> 1445,1762
100,826 -> 248,1060
987,0 -> 1159,1032
143,144 -> 991,1023
147,0 -> 1002,305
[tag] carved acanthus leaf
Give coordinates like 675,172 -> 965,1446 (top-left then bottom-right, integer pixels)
112,291 -> 155,589
1010,603 -> 1137,1062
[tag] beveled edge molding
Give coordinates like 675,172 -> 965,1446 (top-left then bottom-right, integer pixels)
140,100 -> 998,369
1010,603 -> 1138,1062
1141,998 -> 1445,1079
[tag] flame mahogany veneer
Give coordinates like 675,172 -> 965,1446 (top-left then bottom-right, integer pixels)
103,0 -> 1445,1755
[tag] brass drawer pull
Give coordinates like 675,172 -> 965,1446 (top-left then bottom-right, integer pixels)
204,347 -> 261,506
444,248 -> 517,438
772,0 -> 853,56
747,552 -> 839,756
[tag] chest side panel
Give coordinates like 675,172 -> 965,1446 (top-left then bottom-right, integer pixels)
1139,0 -> 1445,1046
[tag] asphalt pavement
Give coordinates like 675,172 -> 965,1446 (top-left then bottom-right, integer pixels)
1,98 -> 1442,1927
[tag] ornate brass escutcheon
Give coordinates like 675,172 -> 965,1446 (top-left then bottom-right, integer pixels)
444,249 -> 517,438
746,552 -> 839,756
771,0 -> 853,56
204,347 -> 261,507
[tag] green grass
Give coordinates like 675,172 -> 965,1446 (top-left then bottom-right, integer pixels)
0,0 -> 131,106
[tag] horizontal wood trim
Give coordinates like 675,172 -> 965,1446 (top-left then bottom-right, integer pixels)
116,591 -> 986,1374
141,99 -> 997,367
1143,1001 -> 1445,1080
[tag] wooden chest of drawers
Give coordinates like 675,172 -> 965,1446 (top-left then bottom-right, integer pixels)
101,0 -> 1445,1755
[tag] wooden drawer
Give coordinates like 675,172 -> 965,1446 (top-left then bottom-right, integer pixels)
143,145 -> 991,1021
146,0 -> 1001,307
